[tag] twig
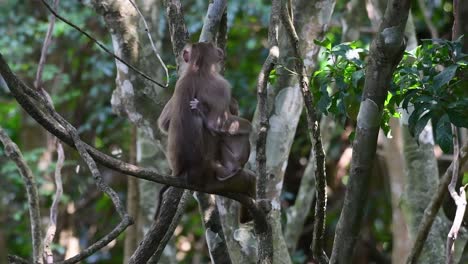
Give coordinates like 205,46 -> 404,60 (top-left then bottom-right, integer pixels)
35,0 -> 59,89
39,0 -> 166,88
405,141 -> 468,264
0,128 -> 43,264
128,0 -> 169,86
280,3 -> 328,263
446,127 -> 464,264
43,141 -> 64,263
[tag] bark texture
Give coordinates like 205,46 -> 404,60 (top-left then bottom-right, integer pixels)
330,1 -> 411,262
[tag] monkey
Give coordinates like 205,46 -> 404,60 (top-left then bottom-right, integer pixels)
157,42 -> 256,204
189,96 -> 253,181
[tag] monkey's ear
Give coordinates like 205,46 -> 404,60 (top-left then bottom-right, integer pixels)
183,49 -> 190,63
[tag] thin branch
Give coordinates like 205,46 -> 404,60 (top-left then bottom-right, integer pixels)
446,126 -> 464,264
128,0 -> 169,86
280,3 -> 328,263
405,141 -> 468,264
39,0 -> 166,88
35,0 -> 59,89
55,116 -> 133,264
0,128 -> 43,264
417,0 -> 439,39
34,2 -> 64,262
43,141 -> 64,264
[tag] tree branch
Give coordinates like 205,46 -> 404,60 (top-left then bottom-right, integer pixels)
0,128 -> 43,264
406,141 -> 468,263
0,51 -> 266,231
330,0 -> 411,262
446,126 -> 465,264
128,0 -> 169,86
280,3 -> 328,263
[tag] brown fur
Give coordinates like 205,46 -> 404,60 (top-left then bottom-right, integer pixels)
158,42 -> 255,198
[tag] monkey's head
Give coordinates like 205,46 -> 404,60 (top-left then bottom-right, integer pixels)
182,42 -> 223,73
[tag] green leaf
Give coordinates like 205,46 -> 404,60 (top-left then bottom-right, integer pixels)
351,69 -> 365,88
413,112 -> 432,140
408,107 -> 425,137
435,115 -> 453,153
447,108 -> 468,128
402,89 -> 419,111
314,38 -> 332,50
317,93 -> 331,114
432,65 -> 458,91
268,69 -> 278,84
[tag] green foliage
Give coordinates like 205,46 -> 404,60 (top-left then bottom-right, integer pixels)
312,40 -> 367,126
313,37 -> 467,152
393,37 -> 467,152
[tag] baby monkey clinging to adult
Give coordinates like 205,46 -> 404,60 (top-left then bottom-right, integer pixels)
158,42 -> 256,198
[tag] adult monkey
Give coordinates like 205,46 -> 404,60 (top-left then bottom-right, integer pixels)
158,42 -> 255,200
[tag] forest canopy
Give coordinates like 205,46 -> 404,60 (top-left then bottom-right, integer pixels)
0,0 -> 467,264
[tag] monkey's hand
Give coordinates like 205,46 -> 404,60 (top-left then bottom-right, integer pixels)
189,98 -> 200,110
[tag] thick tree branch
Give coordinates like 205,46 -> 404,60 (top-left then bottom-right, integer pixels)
0,128 -> 43,264
0,52 -> 266,229
256,0 -> 279,200
406,141 -> 468,264
280,3 -> 328,263
330,0 -> 411,263
253,1 -> 282,263
131,1 -> 233,262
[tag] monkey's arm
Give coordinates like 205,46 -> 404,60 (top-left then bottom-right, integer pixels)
190,98 -> 231,136
158,98 -> 173,134
223,117 -> 252,135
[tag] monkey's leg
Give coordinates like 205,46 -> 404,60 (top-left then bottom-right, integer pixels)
215,136 -> 251,181
205,168 -> 257,198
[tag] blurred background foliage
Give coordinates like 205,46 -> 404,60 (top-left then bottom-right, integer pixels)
0,0 -> 463,263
